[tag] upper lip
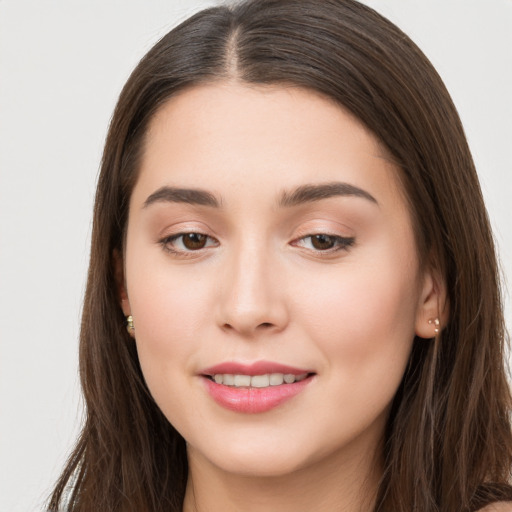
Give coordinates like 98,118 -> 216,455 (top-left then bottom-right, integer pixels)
201,360 -> 314,376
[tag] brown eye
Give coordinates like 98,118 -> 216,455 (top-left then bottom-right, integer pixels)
161,232 -> 218,254
182,233 -> 208,250
293,234 -> 355,253
310,234 -> 337,250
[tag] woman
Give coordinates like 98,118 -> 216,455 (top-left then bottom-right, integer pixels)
48,0 -> 512,510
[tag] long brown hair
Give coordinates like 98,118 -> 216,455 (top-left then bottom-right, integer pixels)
48,1 -> 512,510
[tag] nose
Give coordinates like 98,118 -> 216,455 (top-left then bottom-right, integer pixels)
215,241 -> 289,338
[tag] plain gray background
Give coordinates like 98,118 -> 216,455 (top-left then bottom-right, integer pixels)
1,1 -> 511,511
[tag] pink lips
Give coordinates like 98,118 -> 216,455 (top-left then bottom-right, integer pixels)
200,361 -> 314,414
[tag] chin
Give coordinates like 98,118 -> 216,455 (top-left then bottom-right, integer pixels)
188,435 -> 316,478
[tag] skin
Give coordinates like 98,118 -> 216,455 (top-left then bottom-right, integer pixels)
119,82 -> 445,512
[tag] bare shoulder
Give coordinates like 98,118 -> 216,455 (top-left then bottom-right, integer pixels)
478,503 -> 512,512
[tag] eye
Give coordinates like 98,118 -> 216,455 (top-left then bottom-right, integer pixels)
294,234 -> 355,252
160,232 -> 219,254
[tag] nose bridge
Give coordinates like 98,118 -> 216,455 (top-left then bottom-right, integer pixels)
217,234 -> 287,336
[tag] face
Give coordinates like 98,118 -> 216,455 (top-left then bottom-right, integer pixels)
121,83 -> 438,478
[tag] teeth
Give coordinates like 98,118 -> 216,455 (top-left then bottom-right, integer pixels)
269,373 -> 284,386
223,374 -> 235,386
211,373 -> 308,388
251,374 -> 270,388
233,374 -> 251,387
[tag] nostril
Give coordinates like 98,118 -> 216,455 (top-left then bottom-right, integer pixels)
259,322 -> 273,329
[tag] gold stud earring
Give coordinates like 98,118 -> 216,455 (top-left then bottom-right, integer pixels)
428,318 -> 440,335
126,315 -> 134,334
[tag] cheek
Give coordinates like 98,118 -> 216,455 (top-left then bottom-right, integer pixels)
125,253 -> 214,396
293,247 -> 419,389
127,271 -> 215,433
291,262 -> 418,444
298,261 -> 417,336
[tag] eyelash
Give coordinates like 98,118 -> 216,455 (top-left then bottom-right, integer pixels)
159,232 -> 355,257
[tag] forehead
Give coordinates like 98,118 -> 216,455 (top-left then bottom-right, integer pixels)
145,82 -> 385,157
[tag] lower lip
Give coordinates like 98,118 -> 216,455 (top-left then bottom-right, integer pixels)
203,376 -> 313,414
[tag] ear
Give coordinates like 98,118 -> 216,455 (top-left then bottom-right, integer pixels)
414,266 -> 449,338
113,249 -> 132,317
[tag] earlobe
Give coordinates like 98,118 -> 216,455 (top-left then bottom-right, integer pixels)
414,266 -> 448,339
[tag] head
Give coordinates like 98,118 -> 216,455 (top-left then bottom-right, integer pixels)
51,1 -> 511,511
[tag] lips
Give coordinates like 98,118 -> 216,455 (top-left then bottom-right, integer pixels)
200,361 -> 315,414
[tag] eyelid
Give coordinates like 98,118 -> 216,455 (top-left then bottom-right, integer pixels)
156,219 -> 214,239
291,222 -> 354,241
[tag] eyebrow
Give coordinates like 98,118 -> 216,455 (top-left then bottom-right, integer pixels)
278,182 -> 378,207
143,186 -> 221,208
142,181 -> 377,210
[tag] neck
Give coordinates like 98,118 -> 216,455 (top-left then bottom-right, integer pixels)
182,433 -> 383,512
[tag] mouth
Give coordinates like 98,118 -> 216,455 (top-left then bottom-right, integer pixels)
200,361 -> 316,413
